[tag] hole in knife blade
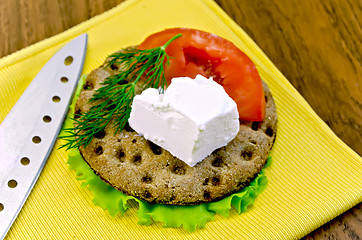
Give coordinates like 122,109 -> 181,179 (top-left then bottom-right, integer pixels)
0,203 -> 3,212
8,180 -> 18,188
60,76 -> 69,83
32,136 -> 41,144
52,96 -> 61,102
20,157 -> 30,165
64,56 -> 73,66
43,115 -> 52,123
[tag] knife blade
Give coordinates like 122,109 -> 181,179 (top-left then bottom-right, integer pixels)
0,33 -> 88,240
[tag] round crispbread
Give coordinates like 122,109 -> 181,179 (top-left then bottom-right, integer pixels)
75,48 -> 277,205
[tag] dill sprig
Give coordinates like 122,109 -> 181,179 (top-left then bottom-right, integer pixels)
60,33 -> 182,150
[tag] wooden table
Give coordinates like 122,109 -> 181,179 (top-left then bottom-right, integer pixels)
0,0 -> 361,238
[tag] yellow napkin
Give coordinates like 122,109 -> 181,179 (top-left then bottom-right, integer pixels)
1,0 -> 361,239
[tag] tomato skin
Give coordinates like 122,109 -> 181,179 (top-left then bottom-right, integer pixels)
138,28 -> 265,121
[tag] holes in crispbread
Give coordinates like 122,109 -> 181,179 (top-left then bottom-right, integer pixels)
95,146 -> 103,155
132,139 -> 137,144
142,175 -> 152,184
148,141 -> 162,155
203,176 -> 221,186
211,176 -> 221,186
251,121 -> 261,131
132,155 -> 142,165
211,157 -> 225,167
203,177 -> 209,185
241,149 -> 253,161
203,191 -> 211,200
265,127 -> 274,137
117,149 -> 125,162
83,81 -> 94,90
110,63 -> 119,71
171,164 -> 186,175
74,108 -> 81,119
93,129 -> 106,139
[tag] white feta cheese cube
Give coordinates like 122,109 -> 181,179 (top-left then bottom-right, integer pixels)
128,75 -> 239,167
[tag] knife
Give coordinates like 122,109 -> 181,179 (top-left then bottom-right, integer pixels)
0,33 -> 87,240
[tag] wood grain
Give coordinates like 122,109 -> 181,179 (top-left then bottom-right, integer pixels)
0,0 -> 124,57
0,0 -> 361,239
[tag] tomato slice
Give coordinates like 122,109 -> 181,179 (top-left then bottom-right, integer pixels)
138,28 -> 265,121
